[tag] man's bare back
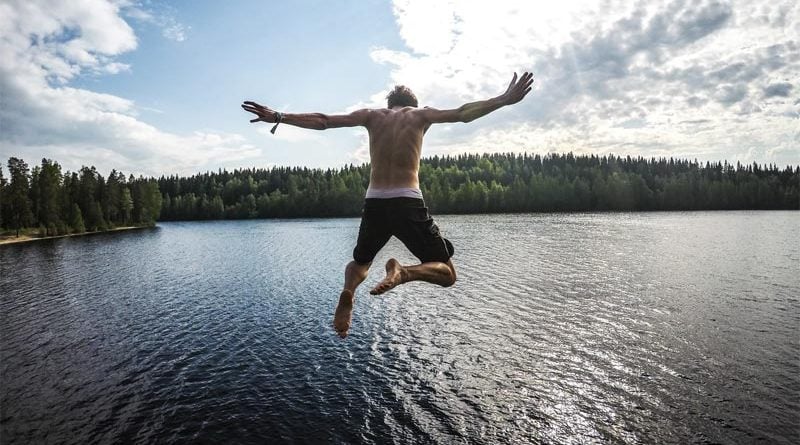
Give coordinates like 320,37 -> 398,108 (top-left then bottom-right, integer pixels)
242,72 -> 534,338
364,107 -> 428,190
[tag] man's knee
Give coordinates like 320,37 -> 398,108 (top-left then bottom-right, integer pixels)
347,260 -> 370,277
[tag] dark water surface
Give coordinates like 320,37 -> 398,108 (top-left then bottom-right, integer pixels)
2,212 -> 798,444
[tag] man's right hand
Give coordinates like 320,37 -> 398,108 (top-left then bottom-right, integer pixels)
500,72 -> 534,105
242,101 -> 278,123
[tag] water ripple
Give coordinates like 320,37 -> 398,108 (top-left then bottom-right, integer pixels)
1,213 -> 799,444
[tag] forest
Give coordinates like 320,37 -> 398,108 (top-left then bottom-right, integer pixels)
155,153 -> 798,220
1,153 -> 798,236
1,157 -> 161,237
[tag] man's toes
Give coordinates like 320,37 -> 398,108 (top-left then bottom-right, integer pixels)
333,322 -> 349,337
370,280 -> 387,294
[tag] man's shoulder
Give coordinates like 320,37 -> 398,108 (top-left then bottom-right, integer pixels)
362,107 -> 430,129
362,107 -> 418,120
368,106 -> 427,113
368,107 -> 432,118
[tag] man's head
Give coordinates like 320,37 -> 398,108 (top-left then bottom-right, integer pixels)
387,85 -> 418,108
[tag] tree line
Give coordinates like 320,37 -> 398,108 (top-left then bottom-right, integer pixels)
155,153 -> 798,220
1,153 -> 797,235
0,158 -> 161,237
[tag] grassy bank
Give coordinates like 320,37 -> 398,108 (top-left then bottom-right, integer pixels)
0,225 -> 154,246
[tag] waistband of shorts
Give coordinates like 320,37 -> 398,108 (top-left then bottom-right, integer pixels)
365,187 -> 423,199
364,197 -> 425,208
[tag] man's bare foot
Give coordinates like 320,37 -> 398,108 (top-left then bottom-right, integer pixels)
333,290 -> 354,338
370,258 -> 406,295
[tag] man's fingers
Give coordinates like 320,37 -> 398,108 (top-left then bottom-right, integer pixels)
242,105 -> 270,122
243,101 -> 273,113
509,72 -> 533,93
515,73 -> 534,92
242,105 -> 265,115
503,71 -> 533,102
508,72 -> 518,89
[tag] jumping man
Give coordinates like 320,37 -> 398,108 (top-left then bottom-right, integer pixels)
242,71 -> 534,338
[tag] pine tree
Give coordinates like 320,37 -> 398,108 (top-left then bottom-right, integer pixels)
105,170 -> 122,225
78,166 -> 106,230
37,159 -> 63,235
69,203 -> 85,233
0,165 -> 6,228
6,158 -> 34,236
120,187 -> 133,225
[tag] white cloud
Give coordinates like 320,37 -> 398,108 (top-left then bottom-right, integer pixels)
99,61 -> 131,74
372,0 -> 800,166
120,1 -> 190,42
161,21 -> 188,42
346,132 -> 371,165
0,0 -> 254,176
392,0 -> 459,55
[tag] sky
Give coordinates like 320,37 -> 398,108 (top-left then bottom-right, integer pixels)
0,0 -> 798,177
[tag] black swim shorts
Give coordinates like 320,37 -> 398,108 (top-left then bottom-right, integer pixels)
352,197 -> 454,264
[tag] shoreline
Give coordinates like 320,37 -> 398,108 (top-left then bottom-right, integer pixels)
0,225 -> 154,246
155,208 -> 799,222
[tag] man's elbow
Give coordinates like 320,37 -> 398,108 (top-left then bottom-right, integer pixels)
456,106 -> 477,123
459,112 -> 477,123
313,113 -> 329,130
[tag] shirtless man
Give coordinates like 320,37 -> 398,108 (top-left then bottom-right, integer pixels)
242,71 -> 534,338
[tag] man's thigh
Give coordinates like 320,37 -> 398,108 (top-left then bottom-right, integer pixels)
393,207 -> 454,263
353,208 -> 391,264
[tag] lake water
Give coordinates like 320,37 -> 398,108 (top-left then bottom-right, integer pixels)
1,212 -> 798,444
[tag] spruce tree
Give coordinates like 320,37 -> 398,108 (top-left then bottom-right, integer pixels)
37,159 -> 63,235
120,187 -> 133,225
0,165 -> 6,228
69,203 -> 85,233
7,158 -> 34,236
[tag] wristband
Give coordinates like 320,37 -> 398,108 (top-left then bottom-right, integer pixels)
270,112 -> 283,134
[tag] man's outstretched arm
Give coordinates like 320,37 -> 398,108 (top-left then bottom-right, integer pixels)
420,72 -> 534,124
242,101 -> 371,130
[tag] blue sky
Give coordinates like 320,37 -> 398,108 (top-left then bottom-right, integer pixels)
1,0 -> 798,177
